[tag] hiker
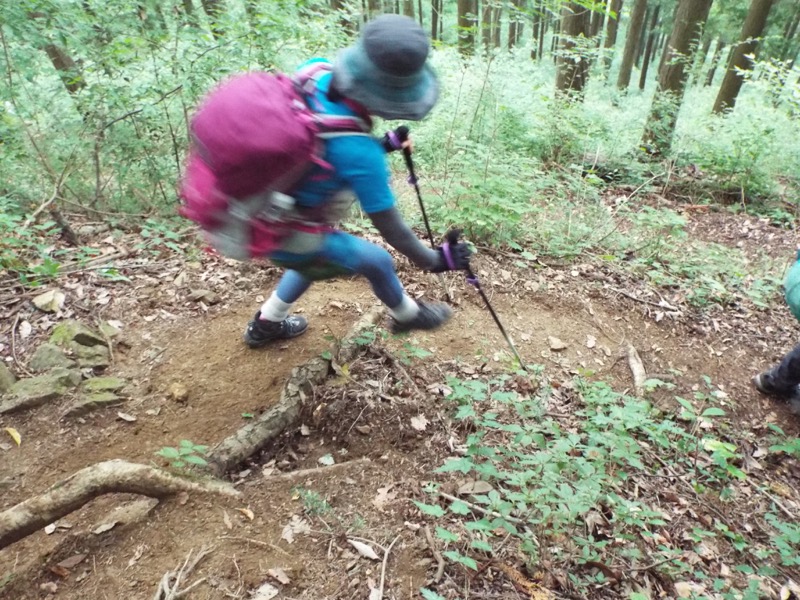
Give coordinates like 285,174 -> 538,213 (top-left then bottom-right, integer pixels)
752,248 -> 800,413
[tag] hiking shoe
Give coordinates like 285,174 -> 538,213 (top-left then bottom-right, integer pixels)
752,371 -> 800,404
391,301 -> 453,334
244,312 -> 308,348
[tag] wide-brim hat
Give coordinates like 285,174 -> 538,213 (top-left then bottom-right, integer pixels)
333,14 -> 439,121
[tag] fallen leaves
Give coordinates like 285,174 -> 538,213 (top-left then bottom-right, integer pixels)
251,582 -> 279,600
267,567 -> 291,585
410,414 -> 429,431
3,427 -> 21,446
280,515 -> 310,544
348,539 -> 380,560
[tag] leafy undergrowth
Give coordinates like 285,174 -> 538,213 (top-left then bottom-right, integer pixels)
411,370 -> 800,600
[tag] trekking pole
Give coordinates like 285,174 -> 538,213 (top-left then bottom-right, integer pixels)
446,229 -> 528,372
396,127 -> 453,303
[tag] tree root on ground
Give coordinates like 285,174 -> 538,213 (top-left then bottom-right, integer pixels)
0,459 -> 240,549
208,305 -> 385,475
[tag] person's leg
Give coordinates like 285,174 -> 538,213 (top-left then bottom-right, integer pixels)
755,344 -> 800,395
244,270 -> 311,348
320,232 -> 452,331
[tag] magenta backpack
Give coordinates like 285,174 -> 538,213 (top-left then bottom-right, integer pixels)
179,63 -> 371,260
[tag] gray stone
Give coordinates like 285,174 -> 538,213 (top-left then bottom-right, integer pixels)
50,320 -> 106,347
0,362 -> 16,394
69,343 -> 111,368
29,344 -> 76,372
49,367 -> 83,387
0,374 -> 70,414
81,377 -> 127,393
99,322 -> 122,339
65,392 -> 124,417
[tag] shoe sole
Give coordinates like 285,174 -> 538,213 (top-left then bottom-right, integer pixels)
243,323 -> 309,349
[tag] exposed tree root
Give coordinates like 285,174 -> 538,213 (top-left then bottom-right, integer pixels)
0,459 -> 239,549
208,306 -> 385,475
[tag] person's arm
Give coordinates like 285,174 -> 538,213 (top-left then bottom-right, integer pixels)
368,207 -> 440,270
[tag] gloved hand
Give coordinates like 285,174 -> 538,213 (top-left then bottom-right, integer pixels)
381,126 -> 411,153
430,232 -> 472,273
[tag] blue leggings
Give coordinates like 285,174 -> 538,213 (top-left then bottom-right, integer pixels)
272,231 -> 404,308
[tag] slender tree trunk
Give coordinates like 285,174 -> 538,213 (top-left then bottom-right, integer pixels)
555,2 -> 592,99
642,0 -> 713,155
704,38 -> 726,86
458,0 -> 475,56
638,5 -> 661,90
431,0 -> 439,39
483,0 -> 493,48
27,13 -> 86,97
713,0 -> 775,113
531,0 -> 541,58
539,6 -> 548,60
492,5 -> 502,47
403,0 -> 415,17
691,36 -> 713,84
552,15 -> 561,63
418,0 -> 424,26
617,0 -> 648,90
200,0 -> 225,37
780,7 -> 800,60
508,0 -> 525,49
603,0 -> 624,69
635,5 -> 652,67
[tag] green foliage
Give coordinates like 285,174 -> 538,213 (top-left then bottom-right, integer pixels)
294,486 -> 333,516
156,439 -> 209,470
416,372 -> 797,595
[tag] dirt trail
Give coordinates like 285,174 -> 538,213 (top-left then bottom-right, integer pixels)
3,254 -> 795,599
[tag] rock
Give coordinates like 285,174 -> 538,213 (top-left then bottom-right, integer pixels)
32,289 -> 66,313
69,342 -> 111,368
99,321 -> 122,339
0,363 -> 16,394
187,289 -> 220,305
0,373 -> 74,414
548,336 -> 568,351
81,377 -> 127,393
29,344 -> 76,372
49,367 -> 82,387
50,320 -> 106,347
168,382 -> 189,403
64,392 -> 124,417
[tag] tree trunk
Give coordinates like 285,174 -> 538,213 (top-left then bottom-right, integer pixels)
483,0 -> 493,49
704,38 -> 726,86
635,5 -> 652,67
418,0 -> 424,26
780,7 -> 800,60
27,13 -> 86,97
492,5 -> 502,47
200,0 -> 225,37
552,15 -> 561,63
713,0 -> 775,113
642,0 -> 713,156
431,0 -> 440,39
403,0 -> 415,17
458,0 -> 475,56
603,0 -> 624,68
616,0 -> 648,90
691,36 -> 713,84
638,5 -> 661,90
508,0 -> 525,49
555,2 -> 592,99
539,5 -> 547,60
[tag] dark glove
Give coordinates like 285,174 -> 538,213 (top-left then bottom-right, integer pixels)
380,126 -> 410,153
430,233 -> 472,273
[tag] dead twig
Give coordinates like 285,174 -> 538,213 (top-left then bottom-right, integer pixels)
627,345 -> 646,397
376,534 -> 401,600
754,486 -> 797,521
608,286 -> 678,312
423,525 -> 445,583
219,536 -> 292,557
10,313 -> 31,377
266,457 -> 372,481
153,545 -> 213,600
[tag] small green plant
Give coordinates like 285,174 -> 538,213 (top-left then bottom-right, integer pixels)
156,439 -> 209,470
294,486 -> 333,516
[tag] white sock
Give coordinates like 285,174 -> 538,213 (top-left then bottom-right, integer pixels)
259,293 -> 293,322
389,295 -> 420,322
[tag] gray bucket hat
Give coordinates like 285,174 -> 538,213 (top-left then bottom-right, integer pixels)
333,14 -> 439,121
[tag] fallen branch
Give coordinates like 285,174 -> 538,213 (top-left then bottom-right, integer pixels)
376,534 -> 401,600
153,545 -> 213,600
423,525 -> 445,583
266,457 -> 372,481
627,345 -> 647,397
208,306 -> 384,475
0,460 -> 239,549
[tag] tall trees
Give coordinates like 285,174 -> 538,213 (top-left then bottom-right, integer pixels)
555,2 -> 592,98
431,0 -> 442,40
638,3 -> 661,90
508,0 -> 526,49
603,0 -> 624,68
616,0 -> 648,90
704,38 -> 726,85
642,0 -> 713,155
457,0 -> 475,56
713,0 -> 775,113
